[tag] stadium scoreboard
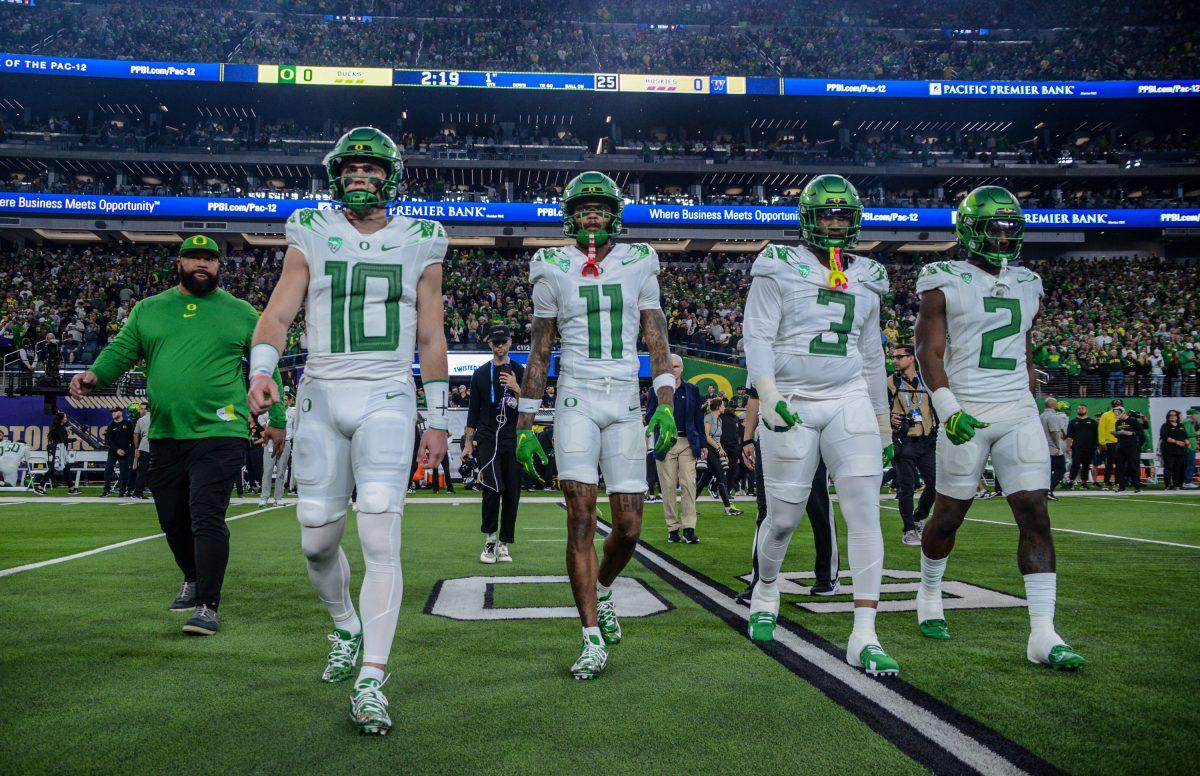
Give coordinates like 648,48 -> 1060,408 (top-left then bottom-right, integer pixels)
2,54 -> 1199,100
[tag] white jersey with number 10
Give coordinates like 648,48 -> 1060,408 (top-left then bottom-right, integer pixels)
915,259 -> 1043,409
285,208 -> 447,381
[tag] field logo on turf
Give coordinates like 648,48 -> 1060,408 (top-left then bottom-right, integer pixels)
425,576 -> 673,621
735,569 -> 1026,613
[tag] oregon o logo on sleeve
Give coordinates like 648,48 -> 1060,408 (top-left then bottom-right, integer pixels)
563,397 -> 578,408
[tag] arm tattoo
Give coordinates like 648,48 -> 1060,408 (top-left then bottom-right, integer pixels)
518,316 -> 555,430
641,309 -> 675,405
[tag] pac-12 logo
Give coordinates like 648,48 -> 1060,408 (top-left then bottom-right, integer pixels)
929,82 -> 944,96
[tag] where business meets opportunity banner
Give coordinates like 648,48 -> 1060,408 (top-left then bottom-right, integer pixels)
2,193 -> 1198,229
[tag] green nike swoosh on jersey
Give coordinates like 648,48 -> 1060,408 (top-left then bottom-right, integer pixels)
380,244 -> 404,252
385,392 -> 403,400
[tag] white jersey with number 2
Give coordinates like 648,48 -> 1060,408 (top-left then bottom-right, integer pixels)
285,208 -> 447,381
915,260 -> 1043,417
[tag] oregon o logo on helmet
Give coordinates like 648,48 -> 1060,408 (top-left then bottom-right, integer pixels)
353,143 -> 364,150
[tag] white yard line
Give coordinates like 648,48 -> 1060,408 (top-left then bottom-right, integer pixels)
0,505 -> 283,578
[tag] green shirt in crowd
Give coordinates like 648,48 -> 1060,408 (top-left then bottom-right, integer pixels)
1185,419 -> 1199,452
91,287 -> 285,440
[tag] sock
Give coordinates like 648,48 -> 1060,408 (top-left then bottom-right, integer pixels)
754,493 -> 809,585
335,611 -> 361,636
1023,572 -> 1057,637
357,665 -> 385,685
852,606 -> 878,641
300,520 -> 355,624
920,553 -> 948,598
596,581 -> 611,600
582,625 -> 602,645
486,532 -> 497,542
837,475 -> 884,603
358,510 -> 404,666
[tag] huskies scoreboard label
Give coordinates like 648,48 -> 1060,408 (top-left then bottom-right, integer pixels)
619,74 -> 710,93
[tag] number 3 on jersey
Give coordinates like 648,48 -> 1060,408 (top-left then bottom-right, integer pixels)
809,289 -> 855,356
325,260 -> 402,353
979,297 -> 1021,370
579,284 -> 624,360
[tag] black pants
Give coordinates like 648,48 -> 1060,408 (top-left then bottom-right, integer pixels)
645,452 -> 659,496
1069,445 -> 1096,483
1115,445 -> 1141,490
245,445 -> 263,489
1049,454 -> 1066,493
895,436 -> 936,532
1103,444 -> 1117,484
102,452 -> 131,495
696,445 -> 731,507
133,451 -> 151,495
149,437 -> 247,609
478,438 -> 520,544
752,445 -> 838,586
1163,450 -> 1189,489
722,442 -> 742,495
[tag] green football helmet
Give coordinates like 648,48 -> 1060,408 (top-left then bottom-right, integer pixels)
956,186 -> 1025,266
562,171 -> 623,247
798,174 -> 863,249
323,127 -> 403,212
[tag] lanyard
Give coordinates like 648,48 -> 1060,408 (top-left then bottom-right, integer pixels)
896,373 -> 923,412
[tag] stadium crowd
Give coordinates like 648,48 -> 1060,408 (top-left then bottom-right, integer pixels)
2,244 -> 1196,399
1,1 -> 1196,80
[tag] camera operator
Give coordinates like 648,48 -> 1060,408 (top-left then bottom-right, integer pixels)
887,344 -> 936,546
463,325 -> 525,564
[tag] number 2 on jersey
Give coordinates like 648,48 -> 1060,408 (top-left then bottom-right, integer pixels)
325,261 -> 402,353
809,289 -> 855,356
579,284 -> 623,359
979,297 -> 1021,370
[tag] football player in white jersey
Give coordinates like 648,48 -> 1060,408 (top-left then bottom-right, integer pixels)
247,127 -> 451,733
914,186 -> 1084,671
515,172 -> 678,680
0,428 -> 30,487
258,396 -> 297,507
743,174 -> 899,676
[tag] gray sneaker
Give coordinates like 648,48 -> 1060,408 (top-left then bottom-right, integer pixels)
182,604 -> 219,636
902,529 -> 922,546
169,580 -> 197,612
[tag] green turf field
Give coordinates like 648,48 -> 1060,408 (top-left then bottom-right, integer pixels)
1,494 -> 1197,774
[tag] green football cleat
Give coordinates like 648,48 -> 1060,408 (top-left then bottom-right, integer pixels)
748,612 -> 777,643
571,635 -> 608,680
322,628 -> 362,683
597,593 -> 622,645
1046,644 -> 1086,671
350,677 -> 391,735
919,619 -> 951,640
856,645 -> 900,677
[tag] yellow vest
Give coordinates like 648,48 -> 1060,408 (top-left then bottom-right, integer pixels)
1097,410 -> 1117,445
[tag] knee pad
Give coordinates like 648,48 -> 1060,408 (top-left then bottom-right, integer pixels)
297,497 -> 347,528
355,481 -> 401,515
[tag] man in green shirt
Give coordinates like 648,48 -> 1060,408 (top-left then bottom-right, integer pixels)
71,235 -> 285,636
1184,407 -> 1199,490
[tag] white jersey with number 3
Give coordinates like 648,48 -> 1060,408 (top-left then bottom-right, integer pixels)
530,243 -> 661,384
915,259 -> 1043,412
285,208 -> 447,381
743,244 -> 889,415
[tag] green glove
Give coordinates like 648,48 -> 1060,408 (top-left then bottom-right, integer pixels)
646,404 -> 678,455
882,444 -> 894,468
944,411 -> 989,445
515,428 -> 548,479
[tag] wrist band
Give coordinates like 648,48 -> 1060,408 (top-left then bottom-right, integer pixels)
651,373 -> 675,393
249,342 -> 279,378
931,387 -> 962,420
741,438 -> 756,448
517,398 -> 542,415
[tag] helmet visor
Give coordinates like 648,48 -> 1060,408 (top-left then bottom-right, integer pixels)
982,217 -> 1024,253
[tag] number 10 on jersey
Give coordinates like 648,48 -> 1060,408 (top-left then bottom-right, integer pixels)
325,261 -> 402,353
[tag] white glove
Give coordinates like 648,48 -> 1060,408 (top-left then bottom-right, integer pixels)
756,379 -> 800,431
